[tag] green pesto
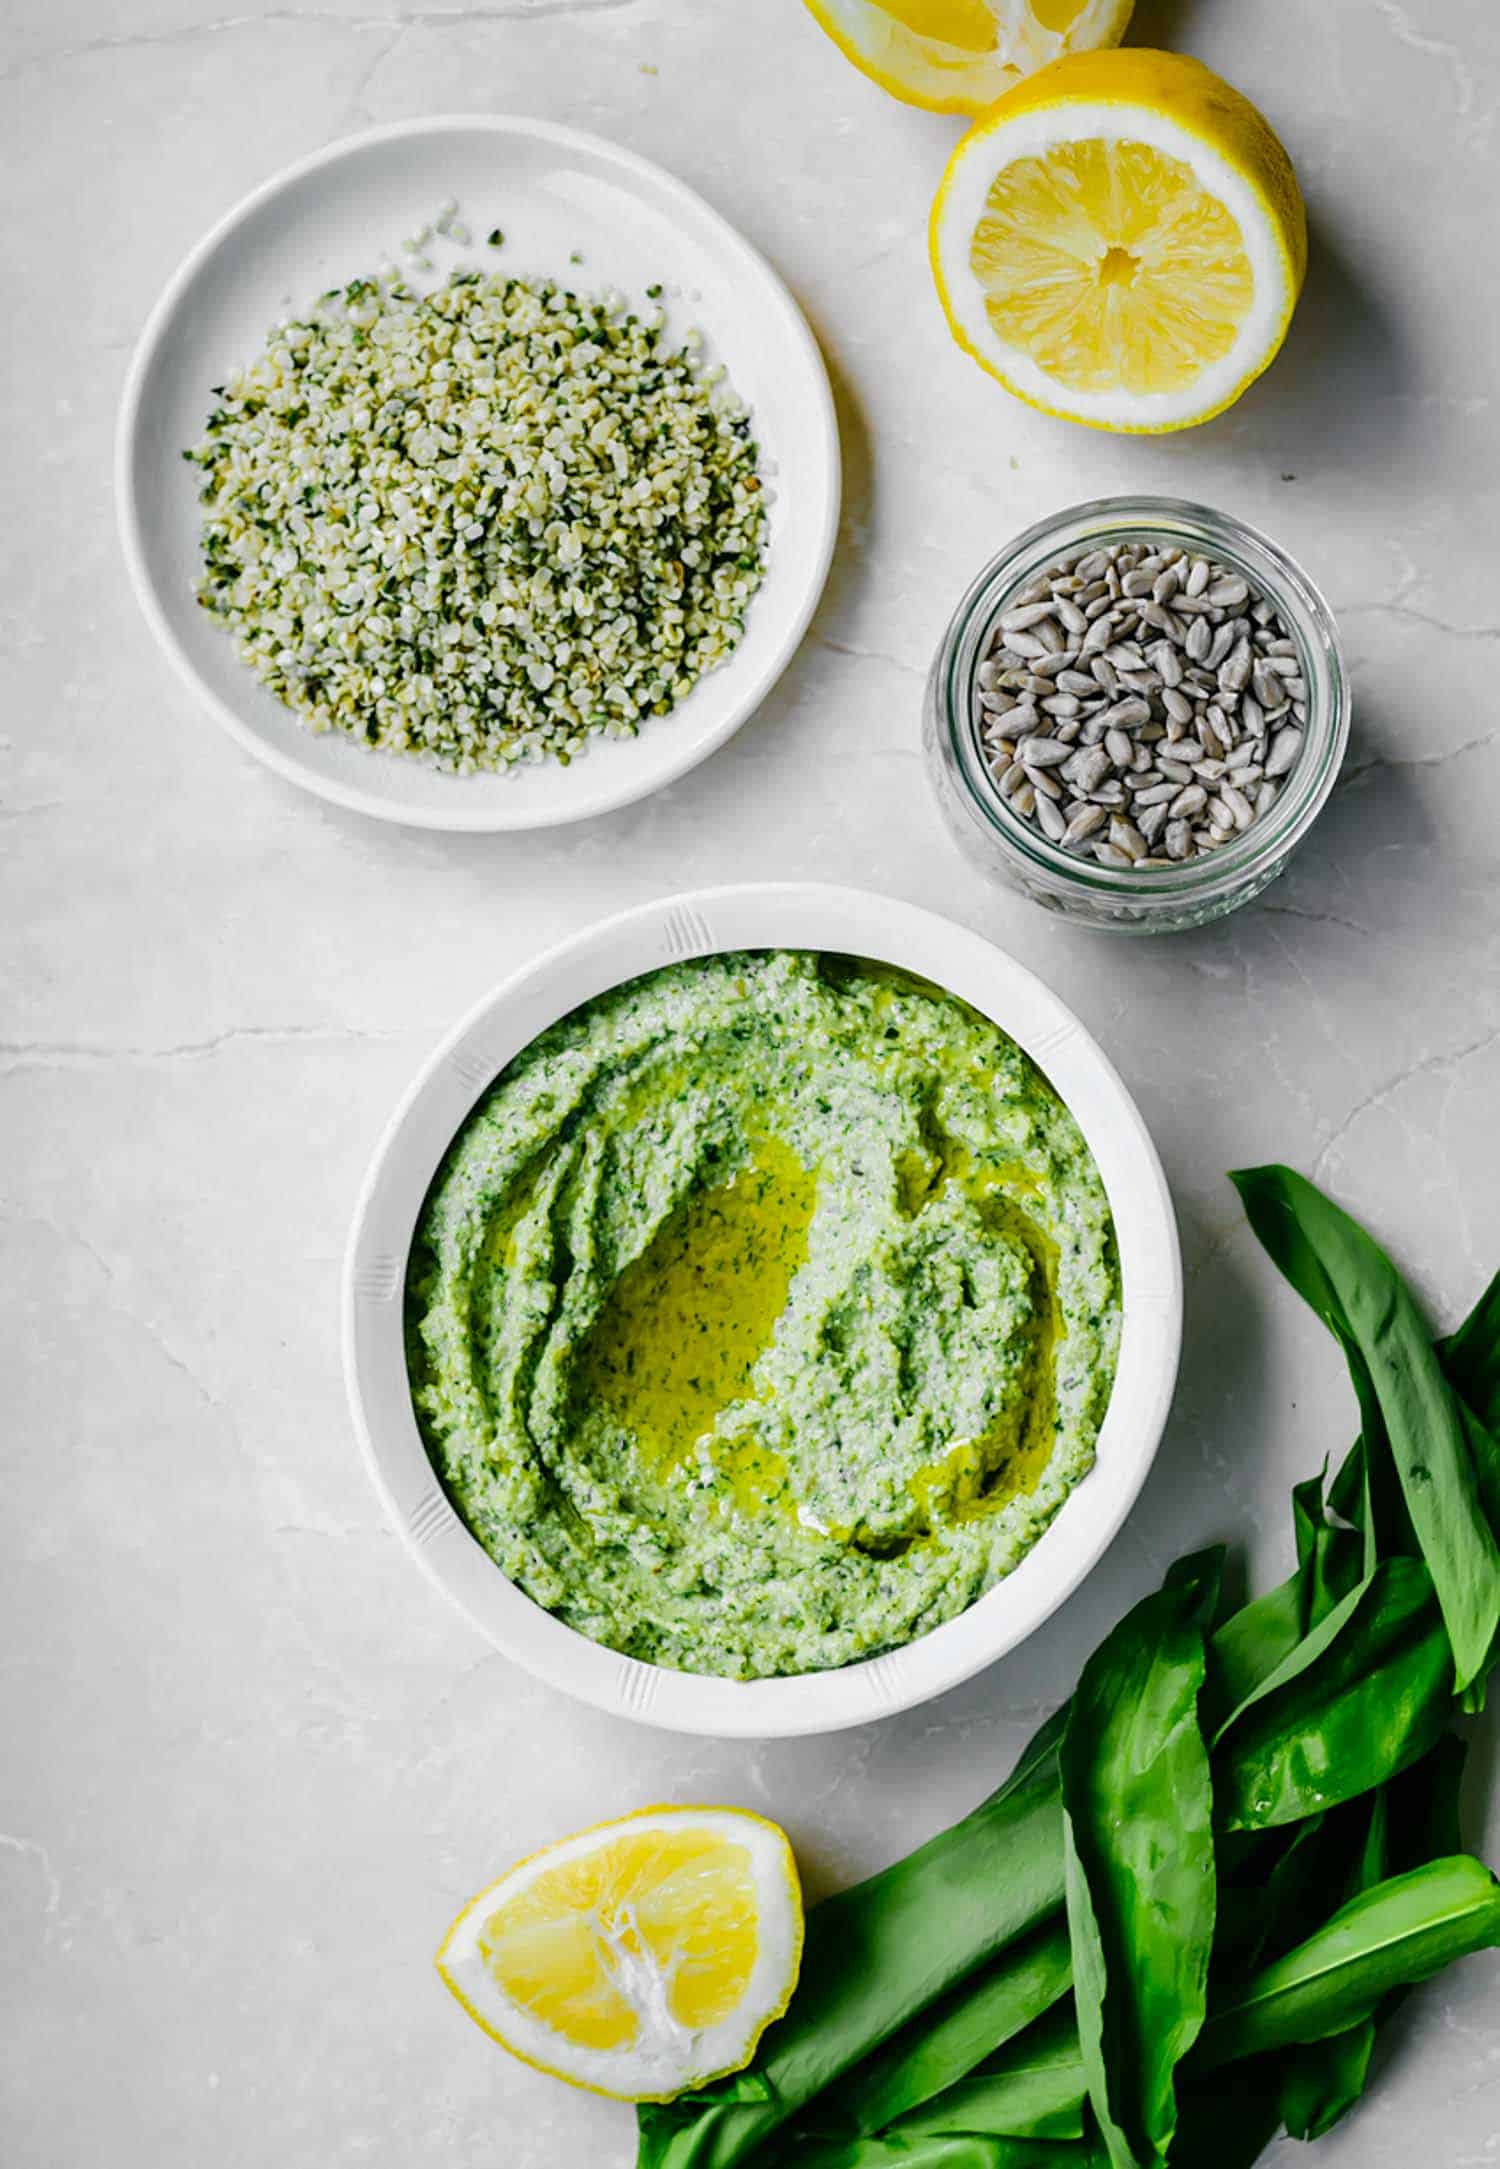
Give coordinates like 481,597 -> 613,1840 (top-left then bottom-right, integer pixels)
407,951 -> 1121,1679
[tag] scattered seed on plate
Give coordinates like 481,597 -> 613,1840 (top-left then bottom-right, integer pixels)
184,269 -> 767,773
975,536 -> 1310,869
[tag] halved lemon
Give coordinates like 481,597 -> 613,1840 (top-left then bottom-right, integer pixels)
803,0 -> 1134,113
435,1806 -> 803,2102
931,48 -> 1307,432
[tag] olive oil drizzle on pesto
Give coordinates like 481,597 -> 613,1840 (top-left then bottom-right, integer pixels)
577,1136 -> 816,1491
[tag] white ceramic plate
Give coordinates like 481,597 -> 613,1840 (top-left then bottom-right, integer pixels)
344,884 -> 1182,1737
116,118 -> 839,830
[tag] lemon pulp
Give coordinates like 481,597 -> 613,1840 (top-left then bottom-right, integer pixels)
971,137 -> 1254,397
477,1827 -> 760,2049
880,0 -> 999,49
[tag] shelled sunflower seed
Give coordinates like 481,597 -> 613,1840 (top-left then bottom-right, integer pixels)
976,539 -> 1308,870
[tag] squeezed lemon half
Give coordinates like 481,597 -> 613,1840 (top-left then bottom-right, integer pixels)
804,0 -> 1135,113
435,1806 -> 804,2101
931,48 -> 1306,431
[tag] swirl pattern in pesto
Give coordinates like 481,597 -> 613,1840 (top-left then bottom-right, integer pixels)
407,951 -> 1121,1679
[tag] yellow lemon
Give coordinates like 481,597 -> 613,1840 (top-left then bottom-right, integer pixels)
931,48 -> 1306,431
803,0 -> 1134,113
434,1806 -> 803,2101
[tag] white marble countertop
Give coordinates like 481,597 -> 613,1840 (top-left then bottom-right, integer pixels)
4,2 -> 1500,2162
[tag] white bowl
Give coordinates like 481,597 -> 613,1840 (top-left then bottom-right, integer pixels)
116,116 -> 840,831
343,885 -> 1181,1736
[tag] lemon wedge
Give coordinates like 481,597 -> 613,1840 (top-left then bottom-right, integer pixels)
804,0 -> 1134,113
931,48 -> 1306,431
435,1806 -> 804,2102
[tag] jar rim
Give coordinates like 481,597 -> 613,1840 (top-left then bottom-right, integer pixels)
935,495 -> 1350,905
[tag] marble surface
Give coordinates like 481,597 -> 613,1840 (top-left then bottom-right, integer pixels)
4,2 -> 1500,2162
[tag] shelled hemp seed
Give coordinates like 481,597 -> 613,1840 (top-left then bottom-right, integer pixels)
184,270 -> 767,774
976,539 -> 1307,869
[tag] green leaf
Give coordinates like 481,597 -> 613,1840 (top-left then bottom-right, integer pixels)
1207,1471 -> 1370,1743
1342,1352 -> 1398,1575
1212,1574 -> 1372,1744
1327,1432 -> 1413,1561
1299,1476 -> 1368,1619
1196,1856 -> 1500,2069
637,1721 -> 1067,2169
1439,1273 -> 1500,1698
811,1920 -> 1074,2138
1321,1263 -> 1500,1709
1454,1401 -> 1500,1708
1275,1734 -> 1477,2141
1206,1571 -> 1308,1728
1061,1552 -> 1221,2169
1459,1402 -> 1500,1578
1441,1267 -> 1500,1433
1213,1817 -> 1328,1974
1278,2022 -> 1375,2142
888,2004 -> 1088,2142
1213,1556 -> 1453,1830
1277,1791 -> 1388,2138
1232,1167 -> 1500,1692
784,2134 -> 1106,2169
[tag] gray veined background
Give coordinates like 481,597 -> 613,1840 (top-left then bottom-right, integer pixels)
3,1 -> 1499,2163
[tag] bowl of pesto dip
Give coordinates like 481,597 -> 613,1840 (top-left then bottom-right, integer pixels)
344,885 -> 1180,1736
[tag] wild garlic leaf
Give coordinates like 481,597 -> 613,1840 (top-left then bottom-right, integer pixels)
1214,1556 -> 1451,1830
1196,1855 -> 1500,2068
1231,1166 -> 1500,1694
1061,1552 -> 1221,2169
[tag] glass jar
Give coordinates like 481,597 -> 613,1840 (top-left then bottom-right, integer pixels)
923,496 -> 1350,933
